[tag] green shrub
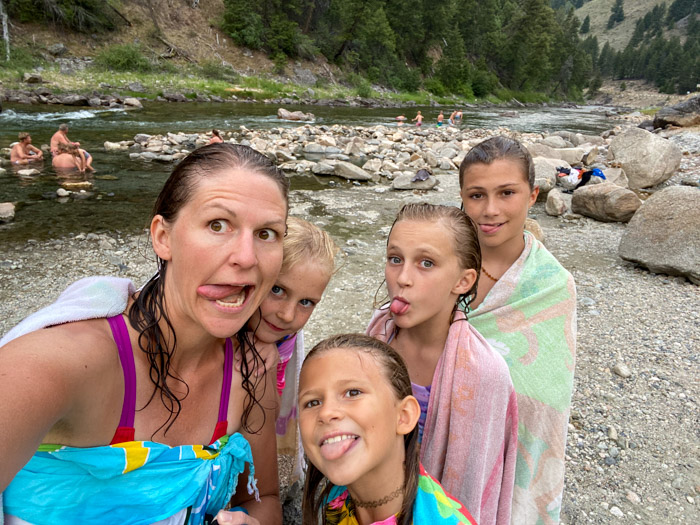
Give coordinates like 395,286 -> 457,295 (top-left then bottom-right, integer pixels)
620,81 -> 627,91
6,0 -> 121,33
94,44 -> 152,73
199,60 -> 238,81
272,53 -> 287,75
355,79 -> 373,98
424,77 -> 447,97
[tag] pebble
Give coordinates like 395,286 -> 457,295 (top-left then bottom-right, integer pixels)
612,362 -> 632,378
609,506 -> 624,518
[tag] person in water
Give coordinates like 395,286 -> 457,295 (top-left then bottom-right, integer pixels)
0,143 -> 290,524
10,132 -> 44,165
299,333 -> 476,525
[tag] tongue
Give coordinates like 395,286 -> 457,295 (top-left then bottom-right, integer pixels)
480,224 -> 501,234
320,437 -> 357,461
197,285 -> 246,301
390,298 -> 410,315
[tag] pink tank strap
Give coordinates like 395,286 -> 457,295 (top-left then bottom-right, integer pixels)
107,315 -> 136,444
210,337 -> 234,444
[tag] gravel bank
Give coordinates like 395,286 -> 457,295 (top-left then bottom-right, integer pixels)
1,155 -> 698,525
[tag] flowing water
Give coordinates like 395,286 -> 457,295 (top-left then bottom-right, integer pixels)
0,101 -> 613,243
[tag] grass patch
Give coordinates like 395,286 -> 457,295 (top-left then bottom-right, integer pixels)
641,107 -> 660,116
93,44 -> 152,73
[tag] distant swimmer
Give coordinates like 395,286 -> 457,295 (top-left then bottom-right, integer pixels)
10,132 -> 44,165
437,110 -> 444,127
208,129 -> 224,144
396,115 -> 407,127
412,110 -> 423,127
454,109 -> 463,125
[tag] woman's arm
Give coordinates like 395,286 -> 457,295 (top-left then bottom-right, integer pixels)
226,367 -> 282,523
0,329 -> 93,492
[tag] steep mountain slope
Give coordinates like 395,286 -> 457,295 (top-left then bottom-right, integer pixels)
576,0 -> 673,50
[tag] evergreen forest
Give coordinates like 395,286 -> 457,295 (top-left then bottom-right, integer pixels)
2,0 -> 699,98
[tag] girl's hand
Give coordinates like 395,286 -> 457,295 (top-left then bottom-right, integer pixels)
213,509 -> 260,525
234,336 -> 279,376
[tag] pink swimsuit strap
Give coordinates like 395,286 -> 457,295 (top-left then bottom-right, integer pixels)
107,315 -> 233,445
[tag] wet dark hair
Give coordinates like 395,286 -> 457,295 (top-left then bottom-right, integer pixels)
301,334 -> 419,525
459,136 -> 535,190
212,129 -> 222,138
128,143 -> 290,436
381,202 -> 481,313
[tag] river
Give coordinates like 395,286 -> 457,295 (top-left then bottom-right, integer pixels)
0,101 -> 613,243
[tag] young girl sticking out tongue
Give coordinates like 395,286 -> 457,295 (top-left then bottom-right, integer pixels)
299,333 -> 476,525
246,217 -> 338,478
367,203 -> 517,525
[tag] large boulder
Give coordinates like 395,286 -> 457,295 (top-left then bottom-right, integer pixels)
277,108 -> 314,121
533,157 -> 562,195
571,182 -> 642,222
603,167 -> 629,189
619,186 -> 700,284
545,188 -> 570,217
653,96 -> 700,128
23,73 -> 43,84
333,161 -> 373,181
59,94 -> 89,106
124,97 -> 143,109
607,128 -> 682,189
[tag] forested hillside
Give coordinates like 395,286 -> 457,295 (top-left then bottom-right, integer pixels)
1,0 -> 698,99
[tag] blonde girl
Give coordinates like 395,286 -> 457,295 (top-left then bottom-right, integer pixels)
367,203 -> 517,525
299,333 -> 476,525
246,217 -> 338,476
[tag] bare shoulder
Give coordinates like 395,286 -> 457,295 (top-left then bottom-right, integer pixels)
1,318 -> 119,386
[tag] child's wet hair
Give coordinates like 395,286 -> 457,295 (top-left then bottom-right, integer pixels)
459,136 -> 535,190
282,217 -> 339,278
390,202 -> 481,311
301,334 -> 419,525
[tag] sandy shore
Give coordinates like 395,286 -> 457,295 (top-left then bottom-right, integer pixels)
1,134 -> 698,524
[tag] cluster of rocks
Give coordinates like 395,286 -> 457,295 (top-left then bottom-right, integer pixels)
2,80 -> 143,109
100,117 -> 699,283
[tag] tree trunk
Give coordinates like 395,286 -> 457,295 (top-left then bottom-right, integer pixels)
0,0 -> 10,61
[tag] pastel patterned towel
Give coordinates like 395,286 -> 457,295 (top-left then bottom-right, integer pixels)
3,434 -> 258,525
323,464 -> 477,524
0,276 -> 134,347
367,308 -> 518,525
466,231 -> 577,525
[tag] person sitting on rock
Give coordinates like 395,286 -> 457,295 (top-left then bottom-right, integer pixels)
52,142 -> 85,172
10,133 -> 44,165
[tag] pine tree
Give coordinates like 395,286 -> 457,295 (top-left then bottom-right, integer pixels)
607,0 -> 625,29
581,15 -> 590,33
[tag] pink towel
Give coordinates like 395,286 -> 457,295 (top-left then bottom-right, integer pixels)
367,307 -> 518,525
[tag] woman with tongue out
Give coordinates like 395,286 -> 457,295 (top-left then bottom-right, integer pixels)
0,144 -> 289,525
459,136 -> 577,525
366,203 -> 518,525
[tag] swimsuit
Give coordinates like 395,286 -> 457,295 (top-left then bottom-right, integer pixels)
275,333 -> 297,397
3,315 -> 255,525
108,314 -> 232,444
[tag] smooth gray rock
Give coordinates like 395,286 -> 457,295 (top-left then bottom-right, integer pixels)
0,202 -> 15,222
333,161 -> 373,181
392,173 -> 439,190
59,94 -> 89,106
608,128 -> 682,189
48,43 -> 67,56
653,96 -> 700,128
619,186 -> 700,284
545,188 -> 570,216
533,157 -> 560,195
124,97 -> 143,108
571,182 -> 642,222
277,108 -> 314,121
23,73 -> 43,84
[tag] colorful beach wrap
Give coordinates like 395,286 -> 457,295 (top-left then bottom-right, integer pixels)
466,231 -> 577,525
323,464 -> 477,524
3,434 -> 258,525
368,308 -> 517,525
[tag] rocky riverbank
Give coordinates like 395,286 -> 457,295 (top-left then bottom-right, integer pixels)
1,120 -> 698,523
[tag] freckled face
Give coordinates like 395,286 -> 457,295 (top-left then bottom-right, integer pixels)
460,159 -> 538,252
298,349 -> 406,489
247,260 -> 331,344
151,168 -> 287,340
